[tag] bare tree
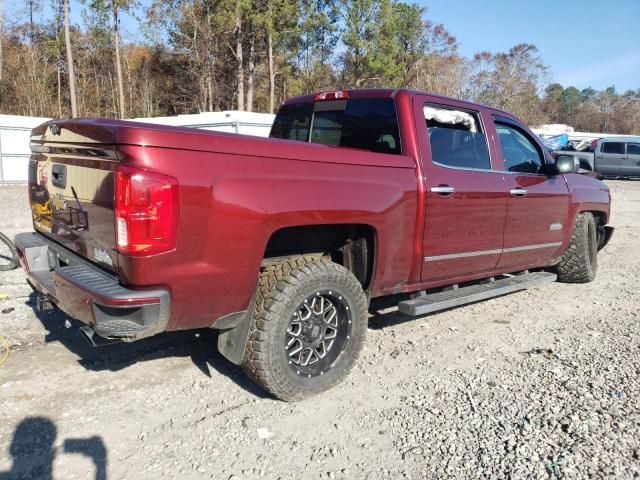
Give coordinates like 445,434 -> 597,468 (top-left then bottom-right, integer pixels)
246,32 -> 255,112
112,1 -> 125,118
234,0 -> 244,111
63,0 -> 78,117
0,7 -> 4,82
267,26 -> 274,113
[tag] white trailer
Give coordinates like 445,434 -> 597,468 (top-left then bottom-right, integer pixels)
0,111 -> 276,184
131,111 -> 276,137
0,115 -> 51,185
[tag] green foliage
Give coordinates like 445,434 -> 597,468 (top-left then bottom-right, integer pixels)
340,0 -> 428,87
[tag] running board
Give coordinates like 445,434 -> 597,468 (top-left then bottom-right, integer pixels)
398,271 -> 557,316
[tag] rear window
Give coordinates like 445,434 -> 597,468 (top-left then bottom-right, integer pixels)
626,143 -> 640,155
270,98 -> 401,155
601,142 -> 625,154
270,103 -> 313,142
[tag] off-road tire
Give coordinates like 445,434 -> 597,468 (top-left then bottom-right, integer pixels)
241,256 -> 368,401
556,213 -> 598,283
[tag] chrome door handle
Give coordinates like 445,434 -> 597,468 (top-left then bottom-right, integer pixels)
431,186 -> 455,195
510,188 -> 528,196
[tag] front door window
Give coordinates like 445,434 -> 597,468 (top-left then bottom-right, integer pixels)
495,123 -> 544,175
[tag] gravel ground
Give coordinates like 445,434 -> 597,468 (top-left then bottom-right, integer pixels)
0,181 -> 638,480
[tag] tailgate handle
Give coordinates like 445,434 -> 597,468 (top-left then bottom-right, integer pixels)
52,164 -> 67,188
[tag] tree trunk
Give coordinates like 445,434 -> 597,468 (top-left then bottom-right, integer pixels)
198,76 -> 206,112
268,30 -> 275,114
235,0 -> 244,111
28,0 -> 35,43
206,75 -> 213,112
108,71 -> 117,117
57,64 -> 63,117
0,20 -> 3,82
63,0 -> 78,117
246,33 -> 255,112
125,52 -> 133,116
113,4 -> 126,118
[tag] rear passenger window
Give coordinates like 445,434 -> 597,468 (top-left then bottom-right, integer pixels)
602,142 -> 625,154
626,143 -> 640,155
495,123 -> 544,174
424,104 -> 491,170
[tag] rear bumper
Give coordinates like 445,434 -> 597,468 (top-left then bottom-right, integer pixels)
14,232 -> 170,341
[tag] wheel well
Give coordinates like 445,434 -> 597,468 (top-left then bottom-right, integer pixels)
584,210 -> 607,248
578,159 -> 592,171
587,210 -> 606,226
263,224 -> 376,289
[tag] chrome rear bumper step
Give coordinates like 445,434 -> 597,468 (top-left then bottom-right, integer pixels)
79,326 -> 122,347
398,271 -> 557,316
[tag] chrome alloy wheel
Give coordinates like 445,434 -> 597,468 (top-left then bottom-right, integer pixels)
285,291 -> 352,377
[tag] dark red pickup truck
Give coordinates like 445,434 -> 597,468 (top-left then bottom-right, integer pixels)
16,88 -> 613,400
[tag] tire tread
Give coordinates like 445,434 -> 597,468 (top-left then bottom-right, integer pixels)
556,213 -> 597,283
241,256 -> 367,401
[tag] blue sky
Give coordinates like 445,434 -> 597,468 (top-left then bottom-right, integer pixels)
52,0 -> 640,93
420,0 -> 640,92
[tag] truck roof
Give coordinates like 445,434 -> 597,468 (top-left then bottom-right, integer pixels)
283,88 -> 516,119
598,135 -> 640,143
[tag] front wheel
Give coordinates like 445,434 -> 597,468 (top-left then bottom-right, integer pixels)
556,213 -> 598,283
241,256 -> 368,401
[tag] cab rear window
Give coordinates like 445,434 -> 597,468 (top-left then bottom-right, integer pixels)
270,98 -> 401,155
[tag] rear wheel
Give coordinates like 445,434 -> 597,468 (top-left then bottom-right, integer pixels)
0,233 -> 18,271
241,256 -> 368,401
556,213 -> 598,283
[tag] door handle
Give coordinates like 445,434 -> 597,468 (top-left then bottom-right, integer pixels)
510,188 -> 528,196
430,185 -> 455,195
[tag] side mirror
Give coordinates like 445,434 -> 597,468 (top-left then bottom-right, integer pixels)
555,154 -> 580,174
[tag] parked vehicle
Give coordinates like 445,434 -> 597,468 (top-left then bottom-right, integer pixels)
558,136 -> 640,177
15,89 -> 613,400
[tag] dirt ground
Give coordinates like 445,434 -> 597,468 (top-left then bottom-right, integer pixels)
0,181 -> 638,480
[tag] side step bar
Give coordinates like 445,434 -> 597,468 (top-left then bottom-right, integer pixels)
398,271 -> 557,316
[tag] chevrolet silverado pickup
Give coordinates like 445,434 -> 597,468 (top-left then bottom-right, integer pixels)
16,89 -> 613,401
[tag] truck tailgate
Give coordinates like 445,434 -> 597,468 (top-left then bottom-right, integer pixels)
29,122 -> 119,273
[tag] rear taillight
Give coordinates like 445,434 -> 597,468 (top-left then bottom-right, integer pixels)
114,166 -> 179,256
